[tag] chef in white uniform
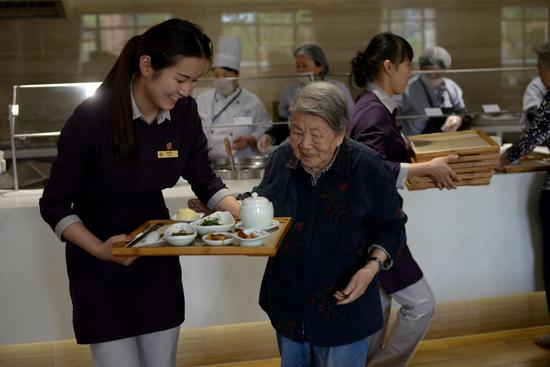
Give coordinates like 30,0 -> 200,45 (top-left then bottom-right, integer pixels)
196,36 -> 270,159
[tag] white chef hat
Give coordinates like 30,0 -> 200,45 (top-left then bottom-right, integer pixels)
213,36 -> 242,72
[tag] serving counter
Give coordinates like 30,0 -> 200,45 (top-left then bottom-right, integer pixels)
0,172 -> 545,345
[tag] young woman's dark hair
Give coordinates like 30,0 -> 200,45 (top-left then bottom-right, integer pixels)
350,32 -> 413,89
98,18 -> 213,159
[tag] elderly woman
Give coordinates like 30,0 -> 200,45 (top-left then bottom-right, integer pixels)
500,42 -> 550,348
254,82 -> 407,366
257,44 -> 354,153
397,46 -> 470,135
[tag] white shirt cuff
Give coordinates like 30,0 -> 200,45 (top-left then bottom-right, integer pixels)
396,163 -> 410,189
54,214 -> 82,240
207,188 -> 232,209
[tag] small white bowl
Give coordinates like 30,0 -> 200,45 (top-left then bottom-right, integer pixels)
171,212 -> 205,223
202,232 -> 234,246
191,211 -> 235,235
232,229 -> 269,247
163,223 -> 197,246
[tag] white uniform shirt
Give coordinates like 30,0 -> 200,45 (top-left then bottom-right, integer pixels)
196,87 -> 270,159
521,76 -> 548,130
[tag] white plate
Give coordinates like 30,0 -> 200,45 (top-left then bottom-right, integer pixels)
235,219 -> 279,231
171,212 -> 204,223
202,232 -> 234,246
191,211 -> 235,235
232,229 -> 269,247
163,223 -> 197,246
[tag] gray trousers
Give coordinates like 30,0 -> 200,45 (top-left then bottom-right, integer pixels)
366,277 -> 435,367
90,325 -> 180,367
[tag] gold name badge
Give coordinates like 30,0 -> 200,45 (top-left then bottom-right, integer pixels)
157,150 -> 179,159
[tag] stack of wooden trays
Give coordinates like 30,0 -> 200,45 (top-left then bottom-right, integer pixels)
406,130 -> 500,190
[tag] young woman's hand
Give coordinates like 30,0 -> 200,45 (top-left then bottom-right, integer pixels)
187,198 -> 212,215
427,154 -> 460,189
92,234 -> 138,266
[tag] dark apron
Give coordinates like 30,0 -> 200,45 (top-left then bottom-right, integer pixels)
419,81 -> 470,134
68,195 -> 184,344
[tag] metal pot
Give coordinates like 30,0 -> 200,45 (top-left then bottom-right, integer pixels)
214,167 -> 264,180
211,156 -> 267,170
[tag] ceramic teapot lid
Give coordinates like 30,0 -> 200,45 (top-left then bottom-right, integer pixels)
242,192 -> 270,207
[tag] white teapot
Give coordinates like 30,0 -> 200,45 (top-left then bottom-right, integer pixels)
240,192 -> 274,229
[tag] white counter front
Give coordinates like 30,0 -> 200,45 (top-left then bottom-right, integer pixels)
0,172 -> 545,345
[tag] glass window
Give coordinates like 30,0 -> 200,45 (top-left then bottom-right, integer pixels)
380,8 -> 436,60
79,13 -> 171,66
221,10 -> 313,75
501,6 -> 549,66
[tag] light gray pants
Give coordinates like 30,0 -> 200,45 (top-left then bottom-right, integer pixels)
366,277 -> 435,367
90,325 -> 180,367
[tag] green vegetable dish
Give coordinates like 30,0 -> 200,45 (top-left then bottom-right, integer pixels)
200,217 -> 222,226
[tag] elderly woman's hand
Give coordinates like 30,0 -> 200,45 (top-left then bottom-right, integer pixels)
334,262 -> 379,305
496,152 -> 508,172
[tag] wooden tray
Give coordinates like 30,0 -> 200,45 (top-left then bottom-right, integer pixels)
112,217 -> 292,257
449,159 -> 500,169
409,130 -> 499,161
450,165 -> 496,174
504,152 -> 550,173
406,177 -> 492,190
408,171 -> 493,184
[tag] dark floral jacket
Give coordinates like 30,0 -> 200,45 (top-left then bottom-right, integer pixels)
255,138 -> 407,347
507,91 -> 550,191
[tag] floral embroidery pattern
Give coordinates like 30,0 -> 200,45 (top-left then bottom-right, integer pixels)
280,222 -> 304,264
310,286 -> 347,324
356,238 -> 368,258
318,179 -> 349,224
507,92 -> 550,190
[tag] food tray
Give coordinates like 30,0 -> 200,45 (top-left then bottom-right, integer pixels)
405,130 -> 500,190
503,152 -> 550,173
406,177 -> 492,190
408,130 -> 500,161
112,217 -> 291,257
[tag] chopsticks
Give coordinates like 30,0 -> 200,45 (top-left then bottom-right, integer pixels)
223,137 -> 236,171
126,223 -> 162,248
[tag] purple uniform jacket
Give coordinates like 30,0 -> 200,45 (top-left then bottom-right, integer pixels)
347,90 -> 423,294
40,89 -> 226,343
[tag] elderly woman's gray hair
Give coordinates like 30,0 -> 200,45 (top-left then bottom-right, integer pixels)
289,82 -> 348,134
535,42 -> 550,69
419,46 -> 452,70
294,44 -> 330,77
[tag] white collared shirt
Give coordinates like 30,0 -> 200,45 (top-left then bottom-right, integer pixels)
367,83 -> 398,114
196,87 -> 269,159
130,81 -> 171,125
